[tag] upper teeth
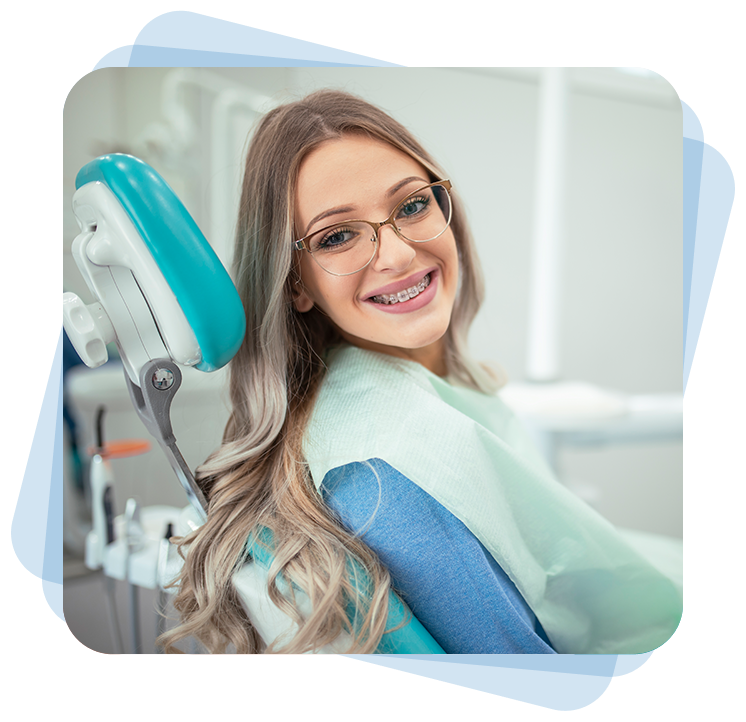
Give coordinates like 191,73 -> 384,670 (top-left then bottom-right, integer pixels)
371,273 -> 431,305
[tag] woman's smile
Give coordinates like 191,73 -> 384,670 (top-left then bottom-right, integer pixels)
364,268 -> 437,313
293,135 -> 459,374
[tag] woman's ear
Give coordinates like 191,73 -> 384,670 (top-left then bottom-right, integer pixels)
292,278 -> 314,312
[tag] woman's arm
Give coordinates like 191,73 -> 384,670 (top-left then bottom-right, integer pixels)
321,458 -> 555,654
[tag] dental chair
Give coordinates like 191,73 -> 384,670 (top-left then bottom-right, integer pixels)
62,154 -> 444,654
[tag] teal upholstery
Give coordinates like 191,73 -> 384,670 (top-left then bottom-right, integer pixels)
76,154 -> 245,372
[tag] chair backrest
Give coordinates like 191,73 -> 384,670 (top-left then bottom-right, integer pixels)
173,506 -> 443,652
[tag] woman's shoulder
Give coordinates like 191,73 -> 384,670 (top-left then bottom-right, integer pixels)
313,346 -> 434,418
303,344 -> 517,493
304,347 -> 439,489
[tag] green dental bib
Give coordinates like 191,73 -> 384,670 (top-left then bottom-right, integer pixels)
304,346 -> 682,654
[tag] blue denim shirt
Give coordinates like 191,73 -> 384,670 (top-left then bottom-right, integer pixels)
321,458 -> 555,654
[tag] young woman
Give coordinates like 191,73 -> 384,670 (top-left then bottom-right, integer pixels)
162,89 -> 682,655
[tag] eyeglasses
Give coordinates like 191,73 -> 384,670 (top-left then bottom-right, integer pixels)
293,180 -> 453,276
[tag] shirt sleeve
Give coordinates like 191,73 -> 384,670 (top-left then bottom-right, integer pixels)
320,458 -> 556,654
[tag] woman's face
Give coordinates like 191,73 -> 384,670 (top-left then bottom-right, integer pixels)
293,134 -> 459,376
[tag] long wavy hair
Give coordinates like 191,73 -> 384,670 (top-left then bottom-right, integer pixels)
160,89 -> 498,653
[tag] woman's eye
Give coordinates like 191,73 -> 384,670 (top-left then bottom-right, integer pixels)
397,195 -> 430,219
315,227 -> 357,251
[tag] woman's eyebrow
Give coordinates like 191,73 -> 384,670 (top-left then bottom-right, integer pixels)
304,206 -> 355,236
303,176 -> 429,236
386,176 -> 429,198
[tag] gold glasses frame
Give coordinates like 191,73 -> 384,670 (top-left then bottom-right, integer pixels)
293,179 -> 453,276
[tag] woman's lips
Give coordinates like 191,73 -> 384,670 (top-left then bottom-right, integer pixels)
364,270 -> 439,314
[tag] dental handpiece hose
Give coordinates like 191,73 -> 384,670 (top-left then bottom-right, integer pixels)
89,407 -> 124,652
156,523 -> 174,651
125,498 -> 143,653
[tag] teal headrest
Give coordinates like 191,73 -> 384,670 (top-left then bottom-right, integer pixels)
76,154 -> 245,372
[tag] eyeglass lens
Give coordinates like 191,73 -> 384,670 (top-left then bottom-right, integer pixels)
307,184 -> 451,275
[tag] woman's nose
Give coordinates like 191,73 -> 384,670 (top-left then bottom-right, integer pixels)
370,222 -> 416,273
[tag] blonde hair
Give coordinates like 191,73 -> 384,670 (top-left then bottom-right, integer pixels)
160,89 -> 497,653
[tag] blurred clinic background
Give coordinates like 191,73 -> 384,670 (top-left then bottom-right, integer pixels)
62,68 -> 682,652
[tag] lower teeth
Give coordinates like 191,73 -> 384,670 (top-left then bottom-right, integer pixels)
371,273 -> 431,305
